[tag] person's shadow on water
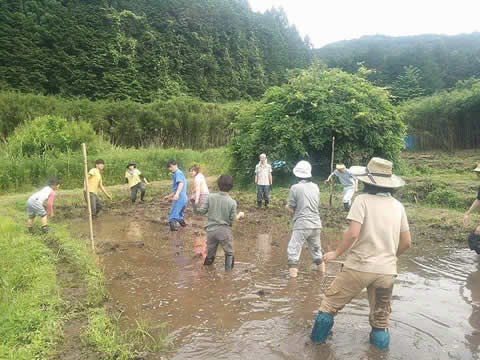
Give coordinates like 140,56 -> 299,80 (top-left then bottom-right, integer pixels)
463,263 -> 480,356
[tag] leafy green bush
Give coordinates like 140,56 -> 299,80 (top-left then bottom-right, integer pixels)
230,65 -> 406,183
425,187 -> 466,209
8,115 -> 99,156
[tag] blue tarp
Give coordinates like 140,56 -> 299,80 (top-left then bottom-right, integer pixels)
404,135 -> 416,150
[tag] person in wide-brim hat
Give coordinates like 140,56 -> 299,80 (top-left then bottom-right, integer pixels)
349,157 -> 405,189
311,156 -> 411,350
125,162 -> 148,203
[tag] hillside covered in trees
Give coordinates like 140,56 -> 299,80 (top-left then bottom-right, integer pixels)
314,33 -> 480,101
0,0 -> 311,102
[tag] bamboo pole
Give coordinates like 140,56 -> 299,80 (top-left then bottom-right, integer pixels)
82,143 -> 95,249
329,136 -> 335,208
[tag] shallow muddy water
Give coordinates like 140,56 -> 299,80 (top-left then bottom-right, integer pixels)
71,207 -> 480,360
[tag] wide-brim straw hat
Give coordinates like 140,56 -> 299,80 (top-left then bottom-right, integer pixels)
473,164 -> 480,172
293,160 -> 312,178
350,157 -> 405,188
336,164 -> 346,170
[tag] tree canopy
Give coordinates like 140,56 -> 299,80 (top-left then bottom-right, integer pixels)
230,65 -> 406,182
0,0 -> 311,102
315,33 -> 480,97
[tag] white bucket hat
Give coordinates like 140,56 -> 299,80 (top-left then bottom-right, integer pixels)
293,160 -> 312,178
473,164 -> 480,172
259,153 -> 267,159
350,157 -> 405,188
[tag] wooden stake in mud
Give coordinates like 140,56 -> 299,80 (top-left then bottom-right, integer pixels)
82,143 -> 95,249
329,136 -> 335,208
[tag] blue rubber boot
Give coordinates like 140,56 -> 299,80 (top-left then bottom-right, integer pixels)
369,328 -> 390,350
310,312 -> 334,344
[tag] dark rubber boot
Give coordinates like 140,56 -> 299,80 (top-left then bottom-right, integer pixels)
310,312 -> 334,344
370,328 -> 390,350
264,200 -> 269,208
169,221 -> 178,231
179,219 -> 186,227
204,256 -> 215,265
257,201 -> 262,209
225,255 -> 234,271
41,226 -> 54,234
343,202 -> 350,211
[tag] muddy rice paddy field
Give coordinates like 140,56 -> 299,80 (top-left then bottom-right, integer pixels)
67,186 -> 480,360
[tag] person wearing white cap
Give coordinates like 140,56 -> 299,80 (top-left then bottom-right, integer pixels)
325,163 -> 357,211
463,163 -> 480,227
285,160 -> 325,278
311,157 -> 411,350
255,153 -> 272,208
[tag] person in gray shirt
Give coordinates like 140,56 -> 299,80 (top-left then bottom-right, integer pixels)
286,160 -> 325,278
197,174 -> 244,270
325,163 -> 357,211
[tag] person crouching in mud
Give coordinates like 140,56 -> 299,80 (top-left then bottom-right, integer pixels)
164,160 -> 188,231
125,162 -> 148,203
196,174 -> 244,271
463,163 -> 480,253
286,160 -> 325,278
26,177 -> 60,234
311,157 -> 411,350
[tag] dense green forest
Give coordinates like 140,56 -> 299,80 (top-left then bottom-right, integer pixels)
315,33 -> 480,100
0,0 -> 311,102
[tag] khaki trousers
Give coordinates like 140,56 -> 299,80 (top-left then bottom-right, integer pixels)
319,267 -> 394,329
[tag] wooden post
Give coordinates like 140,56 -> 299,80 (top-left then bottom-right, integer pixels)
82,143 -> 95,249
329,136 -> 335,208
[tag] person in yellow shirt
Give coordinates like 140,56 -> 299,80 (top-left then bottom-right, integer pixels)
84,159 -> 112,217
125,162 -> 148,203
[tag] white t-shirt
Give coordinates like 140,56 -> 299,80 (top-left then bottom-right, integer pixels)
194,173 -> 209,195
255,163 -> 272,185
30,186 -> 54,203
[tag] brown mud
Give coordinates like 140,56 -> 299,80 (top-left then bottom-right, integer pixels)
70,194 -> 480,360
42,237 -> 99,360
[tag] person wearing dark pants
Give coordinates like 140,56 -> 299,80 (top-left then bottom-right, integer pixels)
125,162 -> 148,203
196,175 -> 244,270
255,153 -> 272,208
84,159 -> 112,217
311,157 -> 411,350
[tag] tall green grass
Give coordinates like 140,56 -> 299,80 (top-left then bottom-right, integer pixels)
0,217 -> 60,359
0,146 -> 231,193
0,91 -> 246,149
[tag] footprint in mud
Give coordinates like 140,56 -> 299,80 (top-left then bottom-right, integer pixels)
113,272 -> 133,280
